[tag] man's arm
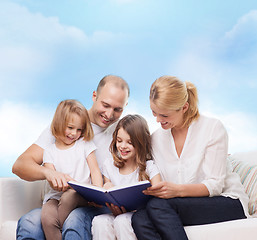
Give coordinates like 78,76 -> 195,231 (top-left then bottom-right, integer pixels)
12,144 -> 46,181
12,144 -> 72,191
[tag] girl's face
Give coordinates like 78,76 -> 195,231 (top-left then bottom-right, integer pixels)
150,100 -> 187,130
116,127 -> 136,162
59,113 -> 83,146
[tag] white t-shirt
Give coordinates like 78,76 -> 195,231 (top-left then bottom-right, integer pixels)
34,122 -> 117,171
43,139 -> 96,203
102,158 -> 160,186
151,115 -> 250,217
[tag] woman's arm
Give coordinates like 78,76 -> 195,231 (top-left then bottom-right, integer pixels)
144,182 -> 209,198
87,151 -> 103,187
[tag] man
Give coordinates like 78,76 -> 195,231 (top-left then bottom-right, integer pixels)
12,75 -> 130,239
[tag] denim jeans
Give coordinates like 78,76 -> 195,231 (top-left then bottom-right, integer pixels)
17,206 -> 110,240
132,196 -> 246,240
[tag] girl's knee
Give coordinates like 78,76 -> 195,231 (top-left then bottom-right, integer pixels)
114,213 -> 132,227
92,214 -> 114,227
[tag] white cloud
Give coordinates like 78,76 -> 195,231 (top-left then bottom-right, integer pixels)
0,1 -> 130,97
122,99 -> 159,133
0,101 -> 53,165
202,110 -> 257,154
224,10 -> 257,42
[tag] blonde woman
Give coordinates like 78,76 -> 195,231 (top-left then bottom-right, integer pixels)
132,76 -> 249,240
41,99 -> 103,240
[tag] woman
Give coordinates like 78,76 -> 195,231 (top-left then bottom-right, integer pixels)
131,76 -> 249,240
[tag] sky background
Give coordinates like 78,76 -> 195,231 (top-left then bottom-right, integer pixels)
1,0 -> 257,177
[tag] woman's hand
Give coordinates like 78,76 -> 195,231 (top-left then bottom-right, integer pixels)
143,181 -> 181,199
106,203 -> 127,216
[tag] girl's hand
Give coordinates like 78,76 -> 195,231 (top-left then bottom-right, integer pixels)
143,181 -> 181,199
103,182 -> 114,190
106,203 -> 127,216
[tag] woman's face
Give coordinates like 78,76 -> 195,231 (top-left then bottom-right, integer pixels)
150,100 -> 186,130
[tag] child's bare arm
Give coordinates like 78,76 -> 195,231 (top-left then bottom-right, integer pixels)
103,176 -> 114,189
87,151 -> 103,187
150,173 -> 162,186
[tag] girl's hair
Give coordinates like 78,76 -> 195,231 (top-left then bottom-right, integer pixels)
150,76 -> 200,128
51,99 -> 93,141
110,114 -> 152,181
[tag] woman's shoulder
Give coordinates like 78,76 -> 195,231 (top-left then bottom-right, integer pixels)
193,114 -> 225,128
151,127 -> 170,139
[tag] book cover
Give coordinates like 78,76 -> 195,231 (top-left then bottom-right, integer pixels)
68,180 -> 151,211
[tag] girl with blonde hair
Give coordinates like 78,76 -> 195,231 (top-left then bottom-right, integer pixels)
132,76 -> 249,240
41,99 -> 103,240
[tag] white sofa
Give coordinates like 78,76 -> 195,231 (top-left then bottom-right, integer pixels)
1,151 -> 257,240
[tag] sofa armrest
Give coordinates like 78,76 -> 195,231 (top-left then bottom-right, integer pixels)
0,177 -> 45,225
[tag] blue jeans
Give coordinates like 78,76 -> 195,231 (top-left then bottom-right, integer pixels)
132,196 -> 246,240
17,206 -> 110,240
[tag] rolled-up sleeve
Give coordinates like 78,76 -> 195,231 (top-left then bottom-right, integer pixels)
201,120 -> 228,197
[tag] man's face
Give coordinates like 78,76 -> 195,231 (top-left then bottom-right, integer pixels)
90,83 -> 128,128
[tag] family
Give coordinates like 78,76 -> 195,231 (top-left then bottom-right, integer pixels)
12,75 -> 249,240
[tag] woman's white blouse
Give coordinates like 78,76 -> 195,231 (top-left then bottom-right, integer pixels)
151,115 -> 250,217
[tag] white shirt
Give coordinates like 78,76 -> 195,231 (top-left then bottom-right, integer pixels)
102,158 -> 160,186
42,139 -> 96,203
34,122 -> 117,171
151,115 -> 249,217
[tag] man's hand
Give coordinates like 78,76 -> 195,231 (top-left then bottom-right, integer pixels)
43,167 -> 73,192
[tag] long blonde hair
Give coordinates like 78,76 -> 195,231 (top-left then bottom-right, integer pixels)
51,99 -> 93,141
110,114 -> 152,181
150,76 -> 200,128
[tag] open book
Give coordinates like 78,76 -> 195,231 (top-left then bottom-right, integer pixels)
68,180 -> 151,211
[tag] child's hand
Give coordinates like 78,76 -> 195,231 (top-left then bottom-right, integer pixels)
103,182 -> 114,189
106,203 -> 127,216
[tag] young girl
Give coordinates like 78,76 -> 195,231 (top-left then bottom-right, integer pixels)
41,99 -> 103,240
91,114 -> 161,240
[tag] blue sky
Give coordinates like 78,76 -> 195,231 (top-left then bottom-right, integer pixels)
1,0 -> 257,177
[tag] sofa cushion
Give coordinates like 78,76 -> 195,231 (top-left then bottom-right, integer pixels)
230,155 -> 257,216
0,221 -> 17,240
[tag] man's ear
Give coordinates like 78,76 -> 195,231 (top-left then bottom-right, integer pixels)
92,91 -> 97,102
183,102 -> 189,113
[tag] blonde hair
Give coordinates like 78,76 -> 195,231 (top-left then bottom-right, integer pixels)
110,114 -> 152,181
150,76 -> 200,128
51,99 -> 93,141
